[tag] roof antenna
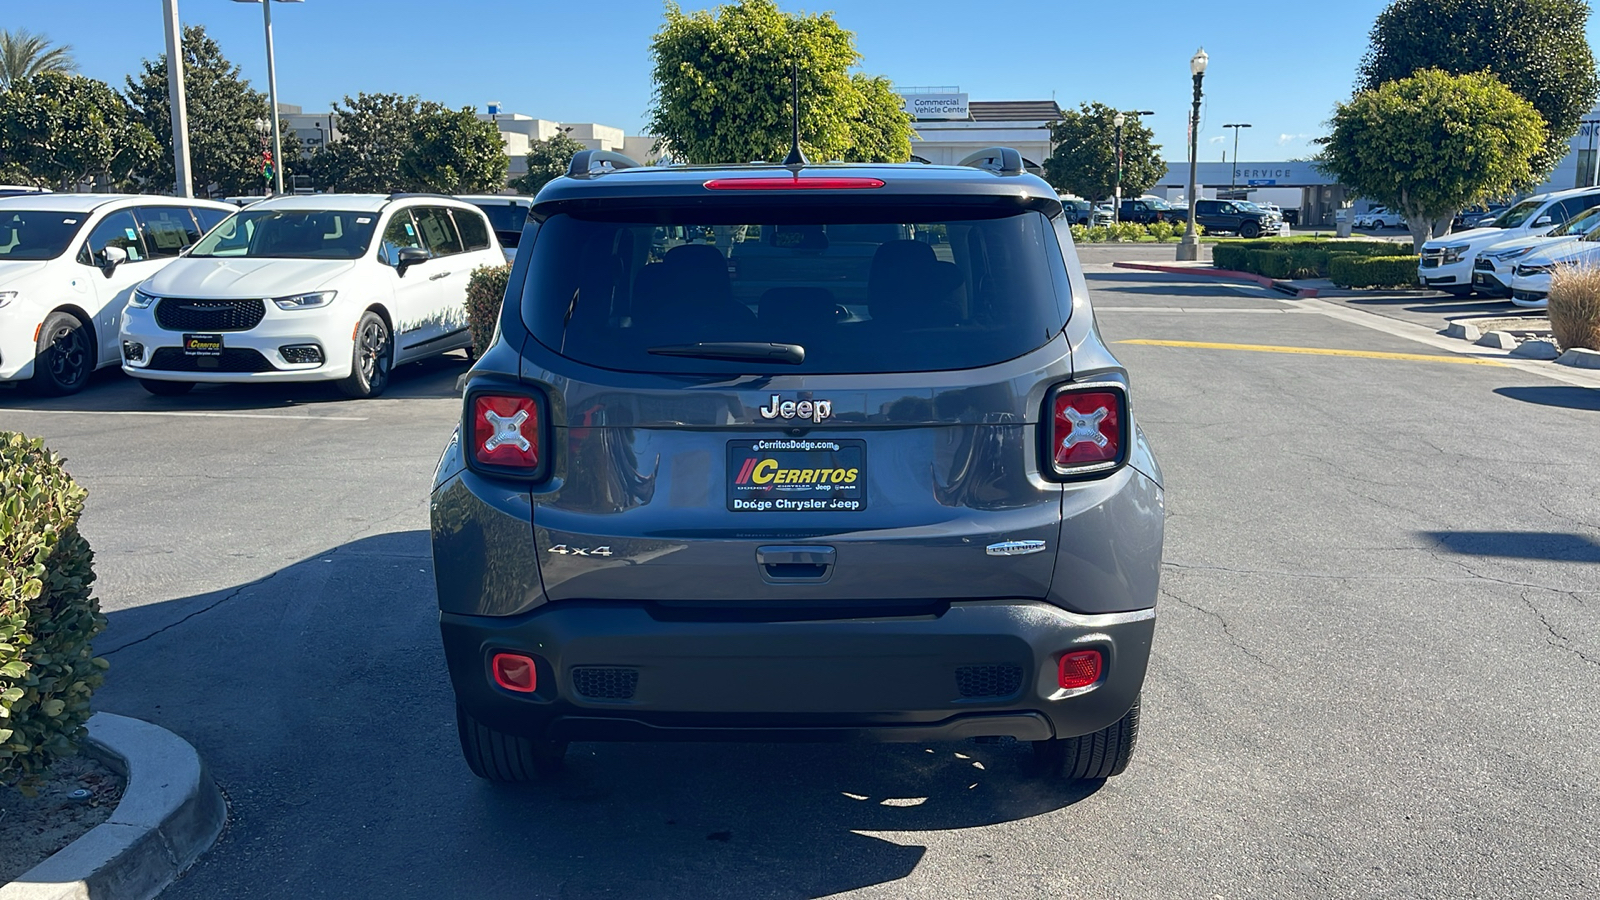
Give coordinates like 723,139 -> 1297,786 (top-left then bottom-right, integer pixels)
783,61 -> 808,169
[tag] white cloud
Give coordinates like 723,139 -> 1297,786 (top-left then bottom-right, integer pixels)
1277,133 -> 1310,145
1207,135 -> 1226,144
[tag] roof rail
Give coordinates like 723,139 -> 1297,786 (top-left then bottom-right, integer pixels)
958,147 -> 1025,176
567,150 -> 641,177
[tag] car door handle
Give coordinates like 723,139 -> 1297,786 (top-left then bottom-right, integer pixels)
428,270 -> 452,281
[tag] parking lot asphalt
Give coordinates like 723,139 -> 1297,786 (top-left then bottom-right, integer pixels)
5,273 -> 1598,899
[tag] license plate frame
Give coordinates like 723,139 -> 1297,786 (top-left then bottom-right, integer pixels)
182,333 -> 224,357
727,439 -> 866,512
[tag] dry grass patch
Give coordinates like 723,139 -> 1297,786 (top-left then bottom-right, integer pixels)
1549,264 -> 1600,350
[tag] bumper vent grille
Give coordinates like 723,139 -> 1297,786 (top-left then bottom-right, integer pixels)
955,665 -> 1023,699
147,347 -> 275,372
155,298 -> 266,332
571,667 -> 639,700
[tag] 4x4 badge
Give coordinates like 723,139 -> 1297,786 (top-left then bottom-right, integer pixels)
758,394 -> 832,424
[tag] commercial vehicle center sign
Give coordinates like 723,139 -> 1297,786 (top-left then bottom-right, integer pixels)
898,93 -> 969,120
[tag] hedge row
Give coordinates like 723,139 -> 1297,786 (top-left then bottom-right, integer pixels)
1328,254 -> 1422,288
1212,240 -> 1416,285
1069,221 -> 1202,243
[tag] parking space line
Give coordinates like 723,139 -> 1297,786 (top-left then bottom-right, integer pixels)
1115,339 -> 1510,366
0,408 -> 368,422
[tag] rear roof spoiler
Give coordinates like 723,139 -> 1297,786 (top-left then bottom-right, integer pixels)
567,150 -> 642,178
958,147 -> 1025,176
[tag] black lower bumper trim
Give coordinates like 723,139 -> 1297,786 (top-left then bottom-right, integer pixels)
545,711 -> 1055,743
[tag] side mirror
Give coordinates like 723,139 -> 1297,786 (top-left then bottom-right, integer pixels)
98,245 -> 127,276
395,246 -> 429,277
1534,216 -> 1553,227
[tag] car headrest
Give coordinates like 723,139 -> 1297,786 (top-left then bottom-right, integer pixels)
868,240 -> 963,327
758,287 -> 839,331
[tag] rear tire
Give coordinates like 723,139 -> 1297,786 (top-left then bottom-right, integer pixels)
139,379 -> 195,396
338,310 -> 392,399
28,310 -> 93,396
1033,695 -> 1140,780
1240,221 -> 1262,239
456,704 -> 567,782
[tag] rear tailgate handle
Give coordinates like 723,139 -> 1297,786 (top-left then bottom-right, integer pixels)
756,545 -> 835,582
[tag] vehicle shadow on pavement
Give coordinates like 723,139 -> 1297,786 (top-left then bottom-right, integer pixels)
1339,295 -> 1520,316
0,352 -> 470,413
1423,530 -> 1600,564
93,531 -> 1101,899
1494,386 -> 1600,412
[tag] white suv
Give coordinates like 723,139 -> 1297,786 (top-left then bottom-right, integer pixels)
1420,186 -> 1600,297
120,194 -> 502,398
1,194 -> 236,395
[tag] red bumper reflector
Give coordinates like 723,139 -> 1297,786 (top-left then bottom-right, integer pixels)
1058,650 -> 1104,689
492,652 -> 538,693
703,176 -> 886,191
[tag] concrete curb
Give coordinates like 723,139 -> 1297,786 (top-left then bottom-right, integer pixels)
1110,261 -> 1321,298
1,713 -> 226,900
1557,347 -> 1600,368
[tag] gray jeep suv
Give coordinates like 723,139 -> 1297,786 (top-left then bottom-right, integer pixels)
430,147 -> 1165,783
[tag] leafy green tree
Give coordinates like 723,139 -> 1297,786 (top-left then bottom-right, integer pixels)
0,29 -> 76,91
647,0 -> 911,164
308,93 -> 508,193
510,131 -> 588,195
0,74 -> 156,190
1319,69 -> 1545,249
1043,103 -> 1163,202
125,25 -> 287,197
1358,0 -> 1600,177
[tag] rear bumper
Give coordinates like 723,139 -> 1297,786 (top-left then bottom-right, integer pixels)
442,600 -> 1154,743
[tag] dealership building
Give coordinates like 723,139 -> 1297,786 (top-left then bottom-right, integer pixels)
897,90 -> 1061,175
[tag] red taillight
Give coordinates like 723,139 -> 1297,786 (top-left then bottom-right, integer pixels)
471,393 -> 542,472
492,652 -> 538,693
1047,386 -> 1125,476
703,176 -> 886,191
1058,650 -> 1104,689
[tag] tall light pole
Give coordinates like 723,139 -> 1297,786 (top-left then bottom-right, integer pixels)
232,0 -> 303,196
1176,48 -> 1209,262
161,0 -> 193,197
1112,110 -> 1155,226
1224,123 -> 1251,198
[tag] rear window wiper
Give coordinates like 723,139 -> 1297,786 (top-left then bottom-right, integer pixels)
647,342 -> 805,364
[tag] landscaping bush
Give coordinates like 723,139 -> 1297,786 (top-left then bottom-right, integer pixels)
465,263 -> 512,356
1328,253 -> 1421,288
1085,225 -> 1109,243
1211,244 -> 1250,271
1286,247 -> 1332,279
1148,221 -> 1175,242
1069,223 -> 1088,244
1548,263 -> 1600,350
1,433 -> 106,793
1110,222 -> 1147,242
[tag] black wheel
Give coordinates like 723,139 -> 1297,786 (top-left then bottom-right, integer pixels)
140,379 -> 195,396
28,310 -> 94,396
456,704 -> 567,782
1240,221 -> 1262,239
1033,695 -> 1140,780
338,310 -> 392,399
1372,219 -> 1387,230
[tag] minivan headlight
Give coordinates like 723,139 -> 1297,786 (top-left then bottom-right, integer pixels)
129,289 -> 156,308
273,290 -> 336,310
0,290 -> 16,309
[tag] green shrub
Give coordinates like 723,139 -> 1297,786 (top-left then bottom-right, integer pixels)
1,433 -> 106,793
1069,223 -> 1089,244
1286,248 -> 1331,278
1110,222 -> 1147,242
465,264 -> 512,355
1211,244 -> 1250,271
1328,254 -> 1421,288
1252,251 -> 1294,279
1085,225 -> 1109,243
1148,221 -> 1175,242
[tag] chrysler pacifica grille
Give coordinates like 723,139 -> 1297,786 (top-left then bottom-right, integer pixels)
155,298 -> 267,332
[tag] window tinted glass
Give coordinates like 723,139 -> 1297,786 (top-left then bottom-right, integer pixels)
192,206 -> 230,233
135,206 -> 201,258
188,208 -> 378,259
452,208 -> 491,251
1495,199 -> 1545,228
522,208 -> 1067,375
414,207 -> 463,256
470,202 -> 529,235
83,210 -> 147,263
379,210 -> 423,265
0,210 -> 83,260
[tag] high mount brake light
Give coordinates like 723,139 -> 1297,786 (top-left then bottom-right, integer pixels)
703,177 -> 886,191
468,390 -> 546,479
1044,385 -> 1127,479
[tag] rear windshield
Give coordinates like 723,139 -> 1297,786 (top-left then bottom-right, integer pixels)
471,202 -> 529,235
520,208 -> 1070,374
0,210 -> 83,260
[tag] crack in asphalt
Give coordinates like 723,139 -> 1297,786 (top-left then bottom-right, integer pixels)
1517,588 -> 1599,668
101,566 -> 291,656
1158,583 -> 1278,671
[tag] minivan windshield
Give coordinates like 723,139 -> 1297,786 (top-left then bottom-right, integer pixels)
522,208 -> 1070,374
188,208 -> 378,259
0,210 -> 84,260
1491,199 -> 1544,229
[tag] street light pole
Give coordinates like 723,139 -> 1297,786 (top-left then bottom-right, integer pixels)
261,0 -> 284,195
1224,123 -> 1251,198
1111,110 -> 1155,227
1177,48 -> 1209,261
161,0 -> 193,197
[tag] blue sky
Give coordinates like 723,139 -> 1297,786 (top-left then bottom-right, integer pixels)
11,1 -> 1600,162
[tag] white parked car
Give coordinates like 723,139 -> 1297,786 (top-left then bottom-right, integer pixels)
0,194 -> 235,394
1508,233 -> 1600,309
1368,207 -> 1406,230
1466,204 -> 1600,297
1420,186 -> 1600,296
1354,207 -> 1383,228
120,194 -> 502,398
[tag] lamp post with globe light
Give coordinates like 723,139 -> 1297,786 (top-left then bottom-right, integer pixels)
1177,48 -> 1209,261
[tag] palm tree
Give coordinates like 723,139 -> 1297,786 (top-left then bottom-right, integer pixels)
0,29 -> 77,91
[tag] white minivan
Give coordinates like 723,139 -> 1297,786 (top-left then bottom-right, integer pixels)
0,194 -> 235,394
120,194 -> 502,398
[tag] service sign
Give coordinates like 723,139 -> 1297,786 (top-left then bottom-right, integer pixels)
898,93 -> 970,120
